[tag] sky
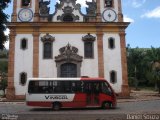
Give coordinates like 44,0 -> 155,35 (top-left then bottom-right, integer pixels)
4,0 -> 160,49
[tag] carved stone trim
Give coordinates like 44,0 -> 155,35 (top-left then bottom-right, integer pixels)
86,0 -> 97,16
55,43 -> 83,63
51,0 -> 84,22
82,33 -> 96,42
41,33 -> 55,43
63,6 -> 74,13
57,13 -> 79,22
57,6 -> 79,22
39,0 -> 50,16
55,43 -> 83,77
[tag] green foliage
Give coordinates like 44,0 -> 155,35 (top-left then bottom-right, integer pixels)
0,0 -> 11,50
0,72 -> 7,91
0,61 -> 8,73
0,50 -> 8,58
127,45 -> 160,92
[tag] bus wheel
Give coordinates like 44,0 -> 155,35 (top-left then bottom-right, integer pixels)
102,102 -> 111,109
52,102 -> 61,111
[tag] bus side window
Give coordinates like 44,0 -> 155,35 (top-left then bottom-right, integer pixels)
93,82 -> 100,94
28,81 -> 39,93
71,81 -> 83,93
64,81 -> 72,93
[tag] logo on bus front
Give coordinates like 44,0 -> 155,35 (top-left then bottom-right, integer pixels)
45,95 -> 68,100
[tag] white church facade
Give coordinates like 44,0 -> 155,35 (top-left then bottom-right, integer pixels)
7,0 -> 130,99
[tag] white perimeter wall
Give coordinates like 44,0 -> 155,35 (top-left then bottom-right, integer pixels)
14,34 -> 33,95
39,34 -> 99,78
103,33 -> 122,93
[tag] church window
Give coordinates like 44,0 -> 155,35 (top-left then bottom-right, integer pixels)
21,38 -> 28,50
22,0 -> 31,7
63,14 -> 74,22
110,70 -> 117,84
108,37 -> 115,49
41,33 -> 55,59
82,33 -> 96,59
20,72 -> 27,86
84,41 -> 94,58
43,42 -> 52,59
104,0 -> 113,7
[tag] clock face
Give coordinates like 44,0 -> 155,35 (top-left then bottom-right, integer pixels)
102,9 -> 117,22
18,8 -> 33,22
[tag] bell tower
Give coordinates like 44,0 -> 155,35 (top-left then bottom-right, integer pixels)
97,0 -> 123,22
12,0 -> 40,22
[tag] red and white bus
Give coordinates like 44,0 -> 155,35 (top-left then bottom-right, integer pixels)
26,78 -> 117,110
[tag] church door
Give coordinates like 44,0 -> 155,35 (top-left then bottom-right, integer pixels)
60,63 -> 77,77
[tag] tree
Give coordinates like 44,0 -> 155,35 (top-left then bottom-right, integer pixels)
0,72 -> 7,94
146,47 -> 160,93
127,45 -> 146,89
0,0 -> 11,50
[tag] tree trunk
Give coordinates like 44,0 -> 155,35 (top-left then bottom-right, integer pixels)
158,81 -> 160,94
155,82 -> 158,91
134,66 -> 138,90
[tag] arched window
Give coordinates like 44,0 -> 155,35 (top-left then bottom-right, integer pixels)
43,42 -> 52,59
110,70 -> 117,84
60,63 -> 77,77
41,33 -> 55,59
82,33 -> 96,59
21,38 -> 28,50
20,72 -> 27,86
84,42 -> 94,58
105,0 -> 113,7
22,0 -> 31,7
108,37 -> 115,49
63,14 -> 74,22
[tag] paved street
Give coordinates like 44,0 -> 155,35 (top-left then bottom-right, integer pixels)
0,100 -> 160,120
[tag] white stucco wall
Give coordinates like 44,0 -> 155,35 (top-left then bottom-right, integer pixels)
103,33 -> 122,93
39,34 -> 99,78
14,34 -> 33,95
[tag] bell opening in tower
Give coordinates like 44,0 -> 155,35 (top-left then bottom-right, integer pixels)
104,0 -> 113,7
22,0 -> 31,7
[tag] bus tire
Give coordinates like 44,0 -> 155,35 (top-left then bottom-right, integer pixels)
52,102 -> 61,111
102,102 -> 112,109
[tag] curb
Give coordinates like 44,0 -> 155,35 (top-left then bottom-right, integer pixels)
1,98 -> 160,103
117,98 -> 160,103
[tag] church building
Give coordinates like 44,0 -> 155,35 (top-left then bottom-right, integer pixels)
7,0 -> 130,99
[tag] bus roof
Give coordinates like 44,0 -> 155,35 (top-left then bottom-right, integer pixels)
27,78 -> 106,81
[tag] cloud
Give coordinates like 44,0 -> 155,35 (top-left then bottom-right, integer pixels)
4,28 -> 10,35
76,0 -> 92,7
132,0 -> 146,8
141,6 -> 160,18
4,29 -> 10,49
123,15 -> 135,22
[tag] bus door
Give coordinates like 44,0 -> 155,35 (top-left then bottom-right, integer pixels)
85,82 -> 100,106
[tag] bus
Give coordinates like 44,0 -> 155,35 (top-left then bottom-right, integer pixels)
26,78 -> 117,110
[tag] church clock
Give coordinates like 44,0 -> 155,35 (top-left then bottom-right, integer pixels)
102,9 -> 117,22
18,8 -> 33,22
